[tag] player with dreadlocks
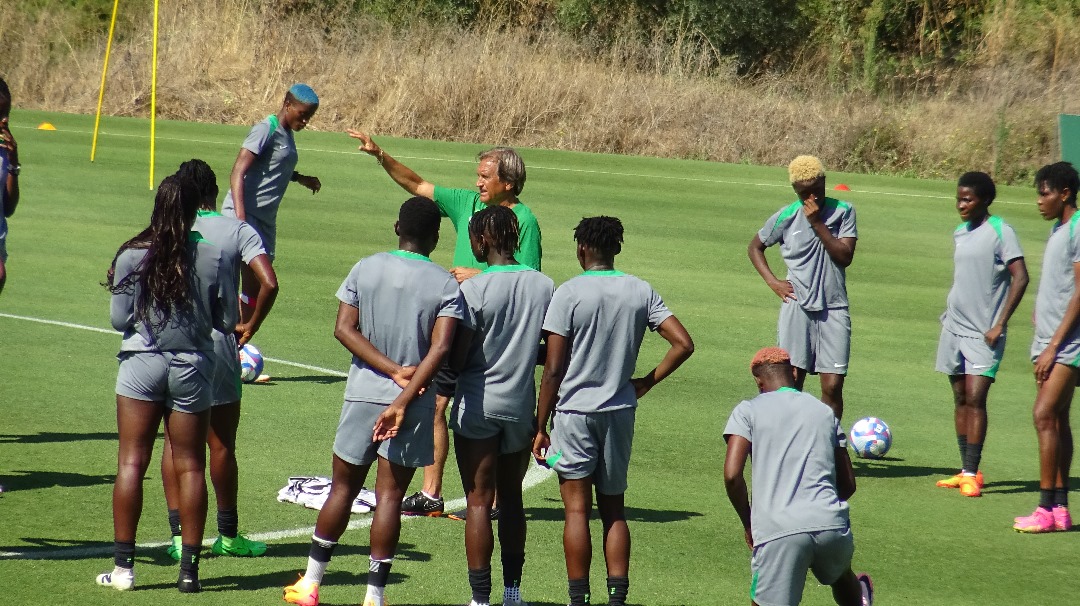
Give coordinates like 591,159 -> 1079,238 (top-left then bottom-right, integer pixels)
534,216 -> 694,606
159,159 -> 279,560
98,174 -> 228,593
448,205 -> 553,606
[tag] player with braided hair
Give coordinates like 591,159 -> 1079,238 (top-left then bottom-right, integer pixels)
534,216 -> 693,606
450,205 -> 553,606
158,159 -> 280,560
0,76 -> 21,297
98,175 -> 228,593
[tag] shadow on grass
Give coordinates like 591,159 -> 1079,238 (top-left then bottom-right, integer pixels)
0,538 -> 113,559
135,569 -> 397,593
225,540 -> 431,564
981,479 -> 1042,495
850,459 -> 958,479
256,375 -> 347,385
524,499 -> 703,523
1,469 -> 115,491
0,431 -> 122,443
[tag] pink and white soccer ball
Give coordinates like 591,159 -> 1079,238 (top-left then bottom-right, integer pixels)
239,343 -> 264,383
850,417 -> 892,459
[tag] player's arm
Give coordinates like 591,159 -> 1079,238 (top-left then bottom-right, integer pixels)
803,197 -> 856,267
723,434 -> 754,549
1,117 -> 19,216
228,149 -> 258,222
347,129 -> 435,199
532,331 -> 568,462
748,234 -> 795,301
334,302 -> 415,387
373,316 -> 458,440
236,254 -> 278,346
835,443 -> 857,501
1035,260 -> 1080,383
986,257 -> 1029,347
631,315 -> 694,399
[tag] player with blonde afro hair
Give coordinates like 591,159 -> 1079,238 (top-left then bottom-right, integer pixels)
748,155 -> 859,418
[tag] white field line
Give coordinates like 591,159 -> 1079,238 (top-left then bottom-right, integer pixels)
0,311 -> 554,560
14,123 -> 988,203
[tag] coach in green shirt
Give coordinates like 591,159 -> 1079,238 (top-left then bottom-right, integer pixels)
347,129 -> 541,282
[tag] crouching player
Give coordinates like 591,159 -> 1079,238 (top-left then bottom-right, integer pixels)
284,196 -> 464,606
533,216 -> 694,606
724,347 -> 872,606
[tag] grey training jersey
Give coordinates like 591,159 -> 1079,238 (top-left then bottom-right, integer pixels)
221,116 -> 297,231
942,216 -> 1023,339
1034,214 -> 1080,344
336,251 -> 465,407
757,198 -> 858,311
542,271 -> 672,413
193,210 -> 266,328
455,265 -> 555,422
723,388 -> 850,546
111,237 -> 227,353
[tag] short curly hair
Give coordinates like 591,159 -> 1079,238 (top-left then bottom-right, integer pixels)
788,155 -> 825,184
750,347 -> 791,372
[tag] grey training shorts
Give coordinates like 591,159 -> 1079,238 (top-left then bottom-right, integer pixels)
451,407 -> 535,454
210,331 -> 243,406
549,408 -> 635,495
936,327 -> 1004,379
1031,338 -> 1080,368
333,399 -> 435,468
750,526 -> 854,606
778,301 -> 851,375
115,350 -> 213,413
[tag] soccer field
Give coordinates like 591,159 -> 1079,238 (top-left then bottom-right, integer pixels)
0,109 -> 1075,605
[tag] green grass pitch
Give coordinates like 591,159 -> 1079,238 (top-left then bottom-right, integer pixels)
0,109 -> 1075,605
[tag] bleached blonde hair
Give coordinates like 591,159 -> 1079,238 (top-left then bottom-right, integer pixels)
788,155 -> 825,183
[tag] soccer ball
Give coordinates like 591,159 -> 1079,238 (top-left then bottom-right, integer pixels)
239,343 -> 264,383
849,417 -> 892,459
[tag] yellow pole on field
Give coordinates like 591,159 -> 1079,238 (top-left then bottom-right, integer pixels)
149,0 -> 160,189
90,0 -> 120,162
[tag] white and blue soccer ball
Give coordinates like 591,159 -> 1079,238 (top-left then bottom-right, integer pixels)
239,343 -> 265,383
849,416 -> 892,459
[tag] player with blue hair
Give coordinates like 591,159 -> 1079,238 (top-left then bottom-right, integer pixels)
221,84 -> 321,373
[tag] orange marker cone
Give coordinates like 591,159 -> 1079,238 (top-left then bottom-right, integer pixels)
37,122 -> 56,130
834,183 -> 850,191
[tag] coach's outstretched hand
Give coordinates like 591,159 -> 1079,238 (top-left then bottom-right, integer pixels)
347,129 -> 380,157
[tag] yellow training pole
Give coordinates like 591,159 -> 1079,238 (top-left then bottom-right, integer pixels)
90,0 -> 120,162
149,0 -> 160,189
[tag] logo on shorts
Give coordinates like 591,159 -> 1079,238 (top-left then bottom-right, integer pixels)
833,363 -> 848,368
971,364 -> 989,369
791,230 -> 803,236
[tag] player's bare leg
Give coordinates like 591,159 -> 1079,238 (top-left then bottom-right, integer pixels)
820,372 -> 845,419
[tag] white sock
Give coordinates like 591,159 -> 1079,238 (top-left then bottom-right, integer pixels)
422,490 -> 440,500
303,558 -> 328,584
365,584 -> 386,604
504,585 -> 521,602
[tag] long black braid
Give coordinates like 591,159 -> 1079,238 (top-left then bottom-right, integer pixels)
573,216 -> 623,257
105,175 -> 201,331
469,205 -> 520,258
177,159 -> 219,208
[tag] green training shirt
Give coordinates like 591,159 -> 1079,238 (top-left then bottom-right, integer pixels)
432,186 -> 542,270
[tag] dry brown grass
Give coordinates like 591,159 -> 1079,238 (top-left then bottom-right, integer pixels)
2,0 -> 1079,182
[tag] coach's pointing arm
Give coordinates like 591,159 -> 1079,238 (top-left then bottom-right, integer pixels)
347,129 -> 435,200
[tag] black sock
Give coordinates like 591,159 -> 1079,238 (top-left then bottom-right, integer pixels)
179,544 -> 200,575
957,434 -> 968,470
114,541 -> 135,569
468,566 -> 492,604
368,557 -> 392,588
607,576 -> 629,606
217,508 -> 239,539
963,442 -> 983,476
1054,487 -> 1069,507
1040,489 -> 1055,510
167,509 -> 182,537
569,577 -> 591,606
501,552 -> 525,589
308,535 -> 337,562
